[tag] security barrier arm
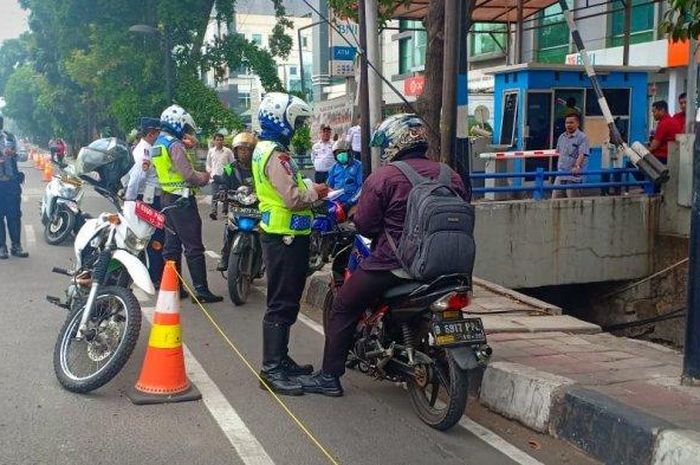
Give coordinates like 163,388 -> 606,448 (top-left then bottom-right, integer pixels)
558,0 -> 669,185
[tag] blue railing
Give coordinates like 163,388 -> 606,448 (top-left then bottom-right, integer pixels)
470,168 -> 655,200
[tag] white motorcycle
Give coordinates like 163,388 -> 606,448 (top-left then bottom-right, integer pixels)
40,167 -> 88,245
48,177 -> 179,393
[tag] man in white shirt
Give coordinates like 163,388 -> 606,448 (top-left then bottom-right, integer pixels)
345,116 -> 362,160
310,124 -> 334,183
206,131 -> 235,220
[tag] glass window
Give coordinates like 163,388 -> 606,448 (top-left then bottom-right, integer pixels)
537,3 -> 571,64
289,66 -> 297,76
399,38 -> 412,74
471,23 -> 507,56
398,20 -> 425,73
609,0 -> 655,47
252,33 -> 263,46
301,36 -> 308,49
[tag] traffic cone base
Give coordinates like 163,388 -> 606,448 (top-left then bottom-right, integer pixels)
128,260 -> 201,405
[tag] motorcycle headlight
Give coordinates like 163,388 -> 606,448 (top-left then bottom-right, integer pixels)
124,229 -> 150,253
59,185 -> 77,198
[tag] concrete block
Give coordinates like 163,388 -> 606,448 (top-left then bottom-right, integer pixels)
551,387 -> 676,465
479,361 -> 575,432
481,316 -> 528,333
512,315 -> 602,334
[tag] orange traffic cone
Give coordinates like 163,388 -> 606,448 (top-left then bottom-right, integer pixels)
42,163 -> 53,182
128,260 -> 201,405
35,154 -> 43,170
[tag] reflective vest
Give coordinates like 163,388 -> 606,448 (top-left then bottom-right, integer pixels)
252,140 -> 312,235
151,133 -> 196,196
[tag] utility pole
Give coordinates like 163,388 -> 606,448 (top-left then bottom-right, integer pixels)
358,0 -> 372,179
164,25 -> 174,103
622,0 -> 631,66
454,0 -> 472,196
440,0 -> 459,164
686,40 -> 697,135
311,0 -> 330,102
365,0 -> 382,171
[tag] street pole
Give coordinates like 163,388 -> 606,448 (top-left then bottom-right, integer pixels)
622,0 -> 631,66
455,0 -> 472,197
440,0 -> 459,164
164,25 -> 174,103
516,0 -> 524,64
358,0 -> 372,179
365,0 -> 382,171
686,40 -> 697,135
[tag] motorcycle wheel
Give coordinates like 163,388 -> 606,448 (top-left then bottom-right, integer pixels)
307,230 -> 324,276
407,349 -> 469,431
227,250 -> 252,306
44,208 -> 75,245
53,286 -> 141,393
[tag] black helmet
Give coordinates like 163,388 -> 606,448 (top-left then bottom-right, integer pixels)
75,137 -> 133,192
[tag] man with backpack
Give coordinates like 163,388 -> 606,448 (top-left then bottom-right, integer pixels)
297,113 -> 473,396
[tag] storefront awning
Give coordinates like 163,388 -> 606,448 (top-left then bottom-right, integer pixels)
392,0 -> 561,23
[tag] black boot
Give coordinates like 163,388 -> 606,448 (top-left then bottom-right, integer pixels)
278,327 -> 313,376
259,322 -> 303,396
297,371 -> 344,397
187,255 -> 223,303
0,246 -> 8,260
192,287 -> 224,303
10,245 -> 28,258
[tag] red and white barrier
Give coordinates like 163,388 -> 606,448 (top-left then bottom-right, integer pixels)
480,149 -> 559,159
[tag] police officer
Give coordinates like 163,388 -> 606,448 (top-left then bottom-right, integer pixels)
152,105 -> 223,303
0,113 -> 28,260
253,92 -> 329,395
215,131 -> 257,272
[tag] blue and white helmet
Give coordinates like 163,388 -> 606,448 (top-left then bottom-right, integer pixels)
258,92 -> 312,146
371,113 -> 428,165
160,104 -> 198,140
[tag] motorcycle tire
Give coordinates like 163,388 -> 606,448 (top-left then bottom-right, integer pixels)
53,286 -> 141,393
44,208 -> 75,245
307,230 -> 324,276
227,250 -> 252,306
407,350 -> 469,431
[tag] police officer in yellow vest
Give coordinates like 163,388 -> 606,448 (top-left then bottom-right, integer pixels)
253,92 -> 329,395
152,104 -> 223,303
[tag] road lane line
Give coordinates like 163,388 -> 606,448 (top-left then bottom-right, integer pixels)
25,224 -> 36,246
141,306 -> 275,465
297,312 -> 544,465
205,250 -> 221,259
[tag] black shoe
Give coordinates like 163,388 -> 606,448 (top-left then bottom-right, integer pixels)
0,246 -> 7,260
280,355 -> 313,376
216,257 -> 227,272
209,212 -> 217,221
10,245 -> 28,258
179,287 -> 189,299
259,370 -> 304,396
260,321 -> 304,396
298,371 -> 343,397
192,288 -> 224,303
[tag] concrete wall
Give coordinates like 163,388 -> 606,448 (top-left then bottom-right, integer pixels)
474,196 -> 660,288
659,139 -> 692,238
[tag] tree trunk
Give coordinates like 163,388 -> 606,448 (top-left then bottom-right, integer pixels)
415,0 -> 445,161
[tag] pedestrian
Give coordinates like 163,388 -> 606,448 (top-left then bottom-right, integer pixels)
152,105 -> 223,303
48,138 -> 58,163
0,113 -> 28,259
310,124 -> 334,183
345,116 -> 362,160
326,139 -> 363,206
673,93 -> 687,131
297,113 -> 469,396
124,117 -> 164,287
552,114 -> 590,199
649,100 -> 682,164
207,130 -> 235,220
252,92 -> 329,395
55,138 -> 66,166
216,131 -> 257,271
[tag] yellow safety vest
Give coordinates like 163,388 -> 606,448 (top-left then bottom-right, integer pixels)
151,133 -> 197,196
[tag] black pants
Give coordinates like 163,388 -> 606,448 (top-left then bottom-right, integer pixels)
261,232 -> 310,326
162,193 -> 208,290
211,179 -> 228,215
314,171 -> 328,184
322,268 -> 404,376
0,181 -> 22,248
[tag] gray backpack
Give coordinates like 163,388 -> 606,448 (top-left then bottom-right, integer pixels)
386,161 -> 475,281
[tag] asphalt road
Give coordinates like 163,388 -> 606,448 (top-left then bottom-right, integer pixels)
0,164 -> 600,465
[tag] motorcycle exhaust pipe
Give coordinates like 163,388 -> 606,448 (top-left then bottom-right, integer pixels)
52,267 -> 72,276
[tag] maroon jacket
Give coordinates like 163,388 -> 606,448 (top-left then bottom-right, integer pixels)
353,153 -> 469,272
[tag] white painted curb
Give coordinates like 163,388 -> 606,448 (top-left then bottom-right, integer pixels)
652,430 -> 700,465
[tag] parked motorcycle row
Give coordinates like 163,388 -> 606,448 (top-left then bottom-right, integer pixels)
43,138 -> 490,431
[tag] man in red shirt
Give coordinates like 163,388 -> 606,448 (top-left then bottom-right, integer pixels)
673,92 -> 687,131
649,100 -> 682,163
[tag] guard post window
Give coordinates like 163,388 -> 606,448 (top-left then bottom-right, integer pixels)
398,20 -> 426,75
471,23 -> 507,57
608,0 -> 654,47
536,2 -> 571,64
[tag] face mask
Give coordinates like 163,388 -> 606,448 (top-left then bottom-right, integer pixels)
336,152 -> 349,164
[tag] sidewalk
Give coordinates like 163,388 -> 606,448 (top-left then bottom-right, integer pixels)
304,271 -> 700,465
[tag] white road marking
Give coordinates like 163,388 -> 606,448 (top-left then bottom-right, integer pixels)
141,306 -> 275,465
25,224 -> 36,246
205,250 -> 222,259
297,312 -> 545,465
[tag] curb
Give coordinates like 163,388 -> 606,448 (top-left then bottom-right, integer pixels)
480,363 -> 700,465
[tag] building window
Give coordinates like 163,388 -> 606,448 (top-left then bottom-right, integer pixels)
608,0 -> 654,47
252,33 -> 263,46
536,2 -> 571,64
470,23 -> 507,56
398,20 -> 426,74
289,66 -> 297,76
302,36 -> 308,49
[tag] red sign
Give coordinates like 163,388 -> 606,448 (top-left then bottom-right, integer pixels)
404,75 -> 425,97
135,201 -> 166,229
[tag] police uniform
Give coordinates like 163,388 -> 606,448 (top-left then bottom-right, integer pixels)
0,129 -> 27,258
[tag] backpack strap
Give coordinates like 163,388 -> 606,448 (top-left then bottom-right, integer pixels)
438,163 -> 452,186
391,160 -> 425,187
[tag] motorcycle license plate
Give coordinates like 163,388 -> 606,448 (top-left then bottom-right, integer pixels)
432,318 -> 486,347
135,201 -> 166,229
231,207 -> 261,218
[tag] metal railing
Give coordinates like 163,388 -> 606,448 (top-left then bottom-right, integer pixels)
471,167 -> 655,200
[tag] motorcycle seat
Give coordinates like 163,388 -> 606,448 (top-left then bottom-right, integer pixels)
383,281 -> 423,300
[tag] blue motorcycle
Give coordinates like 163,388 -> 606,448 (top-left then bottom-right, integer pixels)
308,189 -> 356,276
